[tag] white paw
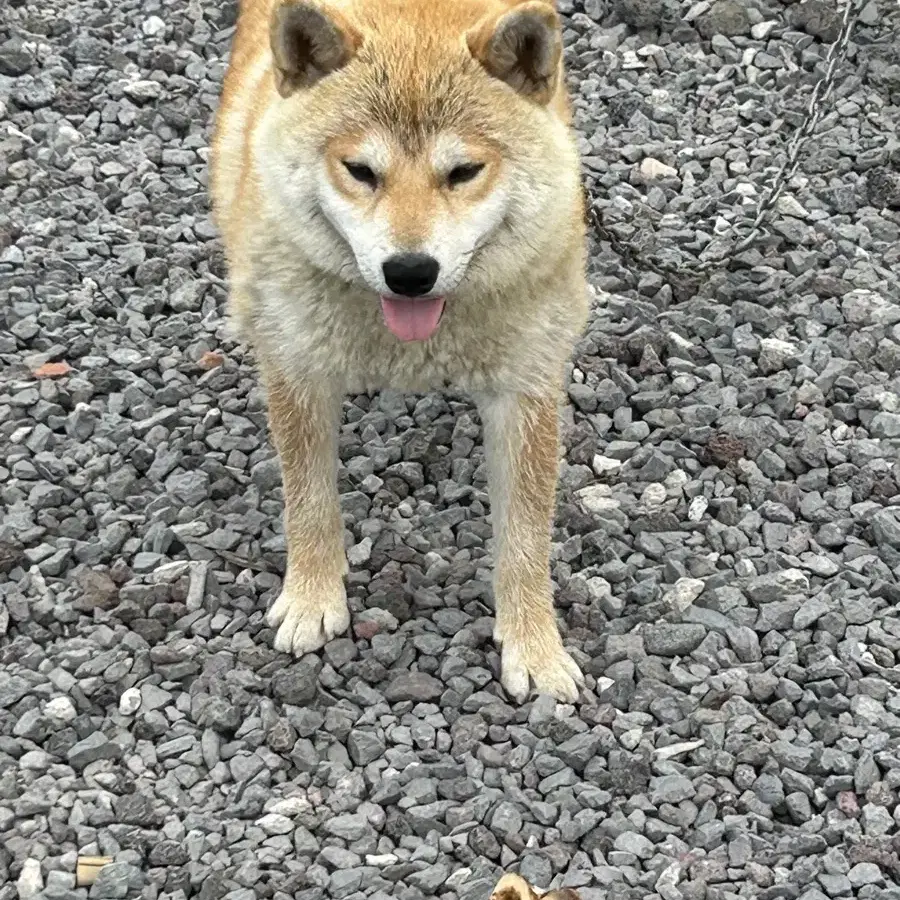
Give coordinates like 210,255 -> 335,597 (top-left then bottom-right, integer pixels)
266,580 -> 350,656
498,634 -> 584,704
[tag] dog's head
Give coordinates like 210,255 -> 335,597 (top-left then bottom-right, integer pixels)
258,0 -> 581,340
491,873 -> 582,900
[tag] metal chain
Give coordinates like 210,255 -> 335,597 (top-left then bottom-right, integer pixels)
586,0 -> 862,283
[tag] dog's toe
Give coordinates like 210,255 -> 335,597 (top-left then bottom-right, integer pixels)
267,581 -> 350,656
500,641 -> 583,704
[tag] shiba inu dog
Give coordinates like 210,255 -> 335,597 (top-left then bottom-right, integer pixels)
492,874 -> 581,900
210,0 -> 589,701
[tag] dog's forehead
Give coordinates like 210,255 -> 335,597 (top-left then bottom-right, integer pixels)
341,47 -> 515,157
303,2 -> 527,154
358,52 -> 473,144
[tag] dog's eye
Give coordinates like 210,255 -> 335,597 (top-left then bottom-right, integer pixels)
447,163 -> 485,188
343,161 -> 378,189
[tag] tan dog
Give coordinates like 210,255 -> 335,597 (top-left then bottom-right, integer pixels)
210,0 -> 589,701
492,874 -> 582,900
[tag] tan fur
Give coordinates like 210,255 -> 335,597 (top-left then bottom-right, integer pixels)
210,0 -> 589,701
492,874 -> 581,900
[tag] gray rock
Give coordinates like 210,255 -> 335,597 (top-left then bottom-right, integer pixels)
271,658 -> 321,704
746,569 -> 809,602
643,624 -> 706,656
871,508 -> 900,548
556,733 -> 604,772
67,732 -> 122,768
650,774 -> 695,804
347,730 -> 386,765
614,830 -> 655,859
326,813 -> 369,841
789,0 -> 843,41
697,0 -> 751,37
0,40 -> 33,76
614,0 -> 666,29
89,863 -> 143,899
384,672 -> 444,702
166,470 -> 211,506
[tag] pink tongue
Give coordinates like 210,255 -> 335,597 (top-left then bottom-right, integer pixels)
380,296 -> 445,342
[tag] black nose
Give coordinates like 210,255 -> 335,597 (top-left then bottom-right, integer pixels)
382,253 -> 440,297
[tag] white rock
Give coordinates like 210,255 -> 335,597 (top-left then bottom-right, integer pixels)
119,688 -> 142,716
186,560 -> 209,611
843,289 -> 900,326
142,15 -> 167,36
684,0 -> 711,21
760,337 -> 799,359
366,854 -> 399,866
663,577 -> 705,612
655,861 -> 682,899
640,157 -> 678,180
348,537 -> 372,566
751,21 -> 777,39
17,859 -> 43,900
151,560 -> 192,583
586,576 -> 612,601
775,194 -> 809,218
667,331 -> 694,352
44,696 -> 77,723
256,813 -> 294,835
578,484 -> 620,514
688,496 -> 709,521
655,739 -> 705,759
55,123 -> 83,146
268,797 -> 311,816
123,79 -> 163,102
446,869 -> 475,890
19,750 -> 52,771
641,483 -> 667,506
592,455 -> 622,476
672,374 -> 699,395
596,677 -> 615,701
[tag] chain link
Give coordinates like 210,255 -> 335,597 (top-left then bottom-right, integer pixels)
586,0 -> 862,283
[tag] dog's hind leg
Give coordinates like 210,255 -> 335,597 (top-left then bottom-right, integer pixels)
477,390 -> 584,703
261,367 -> 350,656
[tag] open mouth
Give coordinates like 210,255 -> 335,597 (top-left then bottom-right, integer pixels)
379,295 -> 446,342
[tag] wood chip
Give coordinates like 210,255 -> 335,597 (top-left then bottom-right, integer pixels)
76,856 -> 113,887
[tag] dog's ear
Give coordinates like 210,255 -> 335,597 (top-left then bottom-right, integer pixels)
544,891 -> 581,900
491,875 -> 540,900
270,1 -> 361,97
491,875 -> 582,900
467,1 -> 562,105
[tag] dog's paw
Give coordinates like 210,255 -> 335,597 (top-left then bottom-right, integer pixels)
266,580 -> 350,656
498,634 -> 584,704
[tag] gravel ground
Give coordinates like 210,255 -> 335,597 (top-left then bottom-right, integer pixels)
3,0 -> 900,899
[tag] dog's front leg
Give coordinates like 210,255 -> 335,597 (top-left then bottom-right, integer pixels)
262,367 -> 349,655
478,391 -> 584,703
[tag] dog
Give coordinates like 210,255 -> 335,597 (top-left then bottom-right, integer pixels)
210,0 -> 590,702
492,874 -> 581,900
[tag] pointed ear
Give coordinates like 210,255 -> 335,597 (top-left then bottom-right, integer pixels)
544,891 -> 581,900
467,1 -> 562,104
270,1 -> 361,97
491,875 -> 539,900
